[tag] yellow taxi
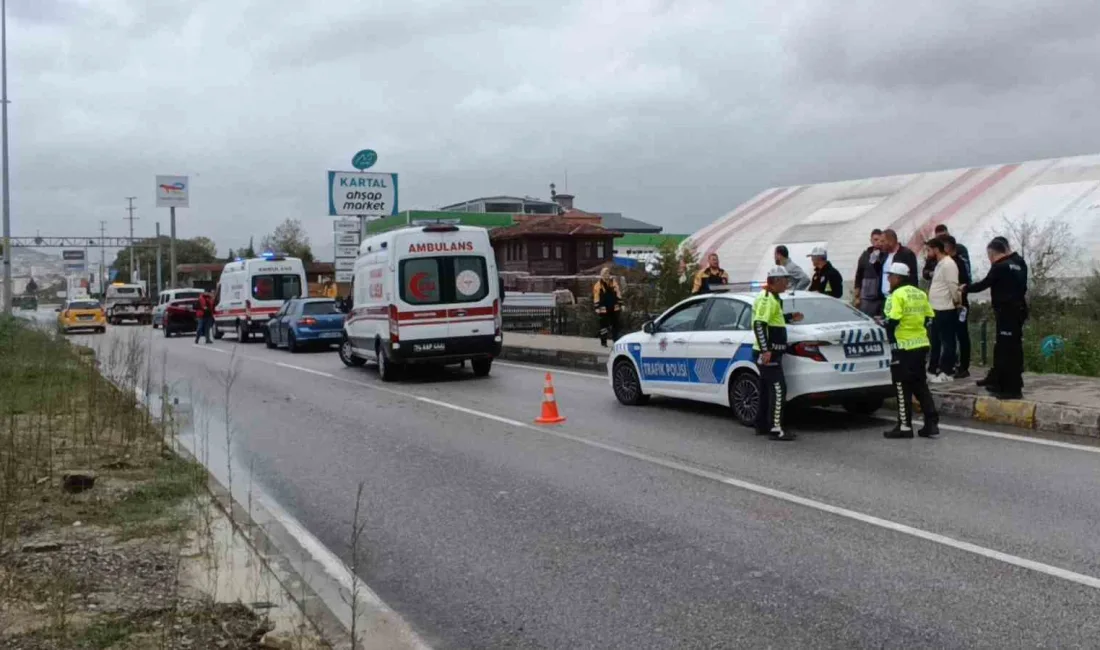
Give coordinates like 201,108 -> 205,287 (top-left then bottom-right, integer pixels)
56,299 -> 107,334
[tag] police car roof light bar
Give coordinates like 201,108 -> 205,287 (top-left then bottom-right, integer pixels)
708,282 -> 764,294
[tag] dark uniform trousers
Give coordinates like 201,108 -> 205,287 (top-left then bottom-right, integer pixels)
598,311 -> 621,346
992,305 -> 1025,394
755,354 -> 786,433
891,347 -> 938,429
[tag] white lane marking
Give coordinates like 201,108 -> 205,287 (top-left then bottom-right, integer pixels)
192,344 -> 230,355
495,360 -> 1100,454
275,362 -> 334,378
229,354 -> 1100,593
873,414 -> 1100,455
494,360 -> 606,380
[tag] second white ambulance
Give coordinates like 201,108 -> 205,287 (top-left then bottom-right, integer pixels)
213,254 -> 308,342
338,223 -> 503,380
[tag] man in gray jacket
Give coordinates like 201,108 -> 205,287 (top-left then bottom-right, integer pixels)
774,245 -> 811,290
853,229 -> 885,316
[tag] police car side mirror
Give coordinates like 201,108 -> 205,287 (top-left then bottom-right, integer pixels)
642,320 -> 656,335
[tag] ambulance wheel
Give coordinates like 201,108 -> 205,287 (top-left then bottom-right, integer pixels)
612,359 -> 649,406
842,396 -> 884,416
236,322 -> 250,343
339,338 -> 366,367
376,342 -> 401,382
471,358 -> 492,377
213,323 -> 225,340
728,370 -> 760,427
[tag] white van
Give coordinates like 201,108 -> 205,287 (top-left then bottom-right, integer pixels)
152,288 -> 204,328
338,223 -> 503,380
213,255 -> 308,342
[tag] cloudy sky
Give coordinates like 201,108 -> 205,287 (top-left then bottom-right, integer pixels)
9,0 -> 1100,258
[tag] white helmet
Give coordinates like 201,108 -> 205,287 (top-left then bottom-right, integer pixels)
766,265 -> 791,279
887,262 -> 911,276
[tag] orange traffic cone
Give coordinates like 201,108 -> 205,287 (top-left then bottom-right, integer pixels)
535,372 -> 566,425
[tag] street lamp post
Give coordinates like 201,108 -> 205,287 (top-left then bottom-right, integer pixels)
1,0 -> 11,315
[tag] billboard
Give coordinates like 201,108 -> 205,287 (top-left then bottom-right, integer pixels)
327,172 -> 398,218
62,249 -> 85,261
156,175 -> 190,208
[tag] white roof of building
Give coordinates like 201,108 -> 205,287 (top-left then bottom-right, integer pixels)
687,153 -> 1100,282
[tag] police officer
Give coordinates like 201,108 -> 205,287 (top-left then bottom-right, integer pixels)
692,253 -> 730,294
883,262 -> 940,438
807,246 -> 844,299
592,267 -> 623,347
752,266 -> 804,441
963,238 -> 1028,399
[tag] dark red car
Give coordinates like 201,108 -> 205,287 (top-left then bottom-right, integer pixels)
163,298 -> 200,337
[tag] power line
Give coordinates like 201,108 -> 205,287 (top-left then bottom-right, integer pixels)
124,196 -> 138,280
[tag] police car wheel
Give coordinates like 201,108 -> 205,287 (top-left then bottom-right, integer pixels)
728,371 -> 761,427
612,359 -> 648,406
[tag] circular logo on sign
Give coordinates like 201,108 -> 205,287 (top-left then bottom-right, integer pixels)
352,149 -> 378,171
455,270 -> 481,297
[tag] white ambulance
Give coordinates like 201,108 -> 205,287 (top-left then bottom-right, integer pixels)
213,254 -> 308,342
338,223 -> 503,380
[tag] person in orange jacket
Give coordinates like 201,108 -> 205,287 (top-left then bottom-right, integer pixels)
194,292 -> 214,344
593,267 -> 623,347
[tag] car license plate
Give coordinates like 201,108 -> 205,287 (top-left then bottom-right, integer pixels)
843,342 -> 884,358
412,342 -> 445,353
321,331 -> 341,339
78,315 -> 94,320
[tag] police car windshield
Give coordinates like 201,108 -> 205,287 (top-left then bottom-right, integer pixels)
784,296 -> 870,325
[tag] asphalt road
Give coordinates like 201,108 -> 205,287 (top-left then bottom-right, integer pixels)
55,319 -> 1100,649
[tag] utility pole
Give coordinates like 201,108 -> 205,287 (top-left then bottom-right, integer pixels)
124,196 -> 138,281
155,222 -> 162,295
169,206 -> 177,289
99,221 -> 107,295
1,0 -> 12,315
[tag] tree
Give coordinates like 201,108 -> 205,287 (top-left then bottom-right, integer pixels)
225,248 -> 235,261
985,215 -> 1081,298
109,236 -> 220,284
240,237 -> 256,259
652,239 -> 699,310
260,219 -> 313,263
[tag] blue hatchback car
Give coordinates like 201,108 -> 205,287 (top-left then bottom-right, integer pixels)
264,298 -> 346,352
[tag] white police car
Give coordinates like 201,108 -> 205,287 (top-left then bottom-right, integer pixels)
607,290 -> 893,425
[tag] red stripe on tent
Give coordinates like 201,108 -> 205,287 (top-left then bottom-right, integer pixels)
691,187 -> 786,247
886,167 -> 981,236
704,186 -> 808,259
905,164 -> 1020,251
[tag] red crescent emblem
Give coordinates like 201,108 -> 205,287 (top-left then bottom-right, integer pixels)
409,272 -> 435,301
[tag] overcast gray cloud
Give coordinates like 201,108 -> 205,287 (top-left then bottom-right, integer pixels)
8,0 -> 1100,259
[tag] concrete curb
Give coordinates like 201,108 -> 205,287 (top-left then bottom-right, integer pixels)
501,344 -> 1100,440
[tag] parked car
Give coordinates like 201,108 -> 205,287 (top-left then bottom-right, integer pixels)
264,298 -> 345,352
56,299 -> 107,334
152,288 -> 204,328
606,291 -> 894,426
162,298 -> 201,338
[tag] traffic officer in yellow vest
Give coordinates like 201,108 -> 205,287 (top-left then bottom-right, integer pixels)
752,266 -> 804,441
883,262 -> 941,439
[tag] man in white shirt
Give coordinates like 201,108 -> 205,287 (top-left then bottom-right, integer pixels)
925,238 -> 960,381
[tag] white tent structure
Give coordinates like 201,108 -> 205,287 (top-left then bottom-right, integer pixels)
687,154 -> 1100,287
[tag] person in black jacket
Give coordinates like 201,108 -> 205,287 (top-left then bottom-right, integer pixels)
879,229 -> 919,295
853,229 -> 885,316
807,246 -> 843,299
962,238 -> 1028,399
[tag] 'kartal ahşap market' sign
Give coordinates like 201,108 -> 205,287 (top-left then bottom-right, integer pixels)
327,171 -> 399,218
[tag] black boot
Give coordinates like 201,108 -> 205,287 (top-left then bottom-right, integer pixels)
918,423 -> 941,438
884,425 -> 914,439
768,428 -> 797,441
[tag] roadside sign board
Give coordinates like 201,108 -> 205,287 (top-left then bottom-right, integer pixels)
333,218 -> 360,233
62,250 -> 85,261
335,270 -> 353,283
335,244 -> 359,258
352,150 -> 378,171
327,171 -> 398,218
335,258 -> 354,272
155,175 -> 189,208
335,232 -> 360,246
64,262 -> 86,273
